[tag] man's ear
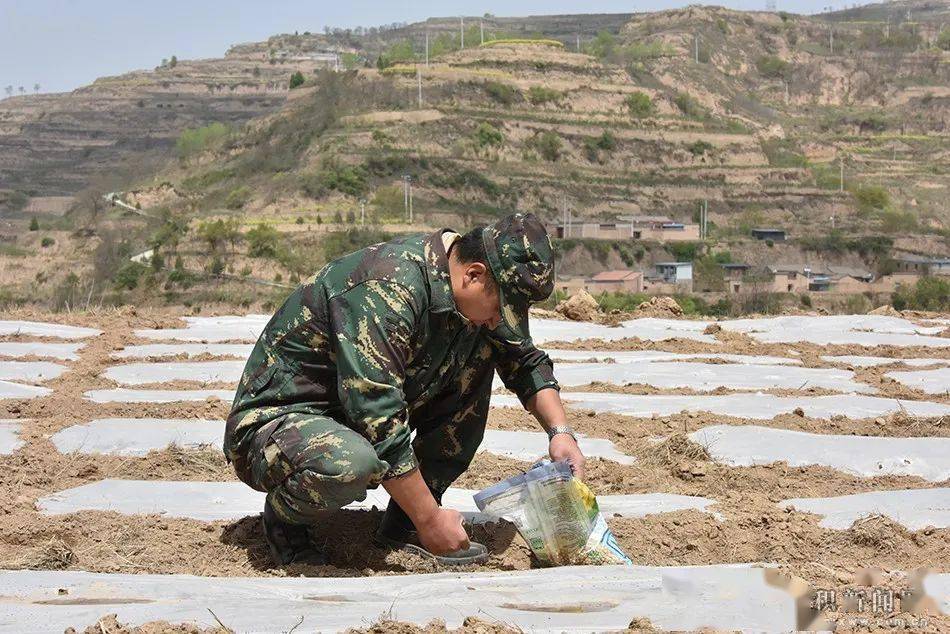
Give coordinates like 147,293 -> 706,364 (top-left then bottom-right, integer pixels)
465,262 -> 489,285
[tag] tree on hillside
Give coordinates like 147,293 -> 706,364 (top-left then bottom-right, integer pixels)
3,86 -> 12,98
33,83 -> 40,93
169,55 -> 178,68
18,86 -> 24,95
289,71 -> 306,89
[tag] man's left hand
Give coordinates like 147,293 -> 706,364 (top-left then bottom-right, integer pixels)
549,434 -> 586,481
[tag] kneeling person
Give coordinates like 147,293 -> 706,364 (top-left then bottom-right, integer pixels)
224,213 -> 586,565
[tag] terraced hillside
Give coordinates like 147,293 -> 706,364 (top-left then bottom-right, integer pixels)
0,42 -> 336,203
2,2 -> 948,311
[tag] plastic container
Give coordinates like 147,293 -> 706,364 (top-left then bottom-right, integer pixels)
473,460 -> 632,566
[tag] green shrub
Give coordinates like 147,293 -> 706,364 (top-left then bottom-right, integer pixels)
531,131 -> 562,161
40,236 -> 55,247
624,91 -> 655,118
322,228 -> 396,262
622,41 -> 673,62
175,122 -> 230,159
113,261 -> 147,290
246,224 -> 280,258
595,291 -> 649,312
688,140 -> 714,156
196,218 -> 242,252
852,185 -> 889,212
484,81 -> 519,105
585,31 -> 616,59
761,138 -> 807,168
302,163 -> 369,198
892,277 -> 950,311
289,71 -> 305,89
208,256 -> 225,276
673,92 -> 705,118
879,209 -> 918,233
225,186 -> 252,210
937,29 -> 950,51
756,55 -> 789,78
583,130 -> 618,163
527,86 -> 562,105
29,217 -> 39,231
667,241 -> 702,261
844,294 -> 871,314
799,293 -> 812,308
474,122 -> 504,148
295,216 -> 305,224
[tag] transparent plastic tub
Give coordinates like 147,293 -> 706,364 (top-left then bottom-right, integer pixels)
473,460 -> 632,566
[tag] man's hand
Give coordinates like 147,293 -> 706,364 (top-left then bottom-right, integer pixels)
382,468 -> 470,555
549,433 -> 586,480
416,507 -> 471,555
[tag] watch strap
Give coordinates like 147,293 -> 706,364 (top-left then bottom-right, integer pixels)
547,426 -> 576,441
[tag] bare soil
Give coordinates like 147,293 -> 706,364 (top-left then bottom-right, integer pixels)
0,308 -> 946,603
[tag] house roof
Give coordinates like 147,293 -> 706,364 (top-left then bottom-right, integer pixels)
619,215 -> 673,224
654,262 -> 692,267
590,270 -> 642,282
720,263 -> 751,270
752,228 -> 786,233
897,256 -> 950,265
826,265 -> 873,280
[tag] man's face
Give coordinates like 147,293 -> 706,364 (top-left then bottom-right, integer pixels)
453,262 -> 502,329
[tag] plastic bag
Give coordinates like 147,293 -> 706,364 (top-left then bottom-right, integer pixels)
473,460 -> 632,566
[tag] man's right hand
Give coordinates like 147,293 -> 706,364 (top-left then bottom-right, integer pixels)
382,468 -> 471,555
416,507 -> 470,555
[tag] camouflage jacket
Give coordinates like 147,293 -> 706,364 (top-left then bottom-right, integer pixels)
224,229 -> 559,480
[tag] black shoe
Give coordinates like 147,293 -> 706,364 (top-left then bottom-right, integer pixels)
374,499 -> 489,566
262,501 -> 327,566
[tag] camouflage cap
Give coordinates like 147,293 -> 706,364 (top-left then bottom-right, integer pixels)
482,212 -> 555,342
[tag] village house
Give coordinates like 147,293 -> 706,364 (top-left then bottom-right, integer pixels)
767,265 -> 810,293
751,228 -> 787,242
550,215 -> 699,242
644,262 -> 693,293
587,270 -> 644,293
826,265 -> 875,293
895,256 -> 950,276
720,263 -> 751,294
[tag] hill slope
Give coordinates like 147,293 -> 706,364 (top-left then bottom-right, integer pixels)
2,1 -> 949,311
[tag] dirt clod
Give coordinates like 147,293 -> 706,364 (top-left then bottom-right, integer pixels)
555,290 -> 600,321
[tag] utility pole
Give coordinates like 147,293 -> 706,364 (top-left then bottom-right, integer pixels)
359,199 -> 366,225
829,27 -> 834,54
576,34 -> 581,52
417,66 -> 423,107
784,81 -> 789,105
460,17 -> 465,49
403,175 -> 413,224
839,156 -> 844,192
694,34 -> 700,63
704,199 -> 708,239
562,199 -> 567,237
425,31 -> 429,67
480,21 -> 484,45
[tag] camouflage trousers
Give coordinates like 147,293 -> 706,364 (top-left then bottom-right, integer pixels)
237,353 -> 495,525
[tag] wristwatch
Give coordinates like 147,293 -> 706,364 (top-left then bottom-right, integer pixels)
547,426 -> 577,442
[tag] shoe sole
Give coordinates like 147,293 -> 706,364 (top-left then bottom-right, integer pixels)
374,533 -> 489,566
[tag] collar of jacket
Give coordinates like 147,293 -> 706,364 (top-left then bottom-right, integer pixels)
423,229 -> 458,314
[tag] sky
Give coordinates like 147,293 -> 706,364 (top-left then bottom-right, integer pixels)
1,0 -> 870,94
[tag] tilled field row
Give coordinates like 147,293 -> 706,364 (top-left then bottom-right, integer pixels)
0,310 -> 947,632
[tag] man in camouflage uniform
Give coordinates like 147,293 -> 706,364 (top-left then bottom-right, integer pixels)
225,213 -> 586,565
